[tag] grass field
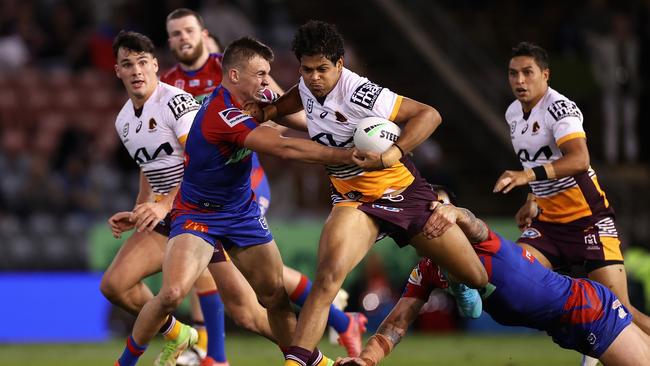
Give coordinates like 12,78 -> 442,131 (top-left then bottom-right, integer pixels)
0,333 -> 582,366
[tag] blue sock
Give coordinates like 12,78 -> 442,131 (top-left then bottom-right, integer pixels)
198,290 -> 227,362
289,274 -> 350,333
117,335 -> 147,366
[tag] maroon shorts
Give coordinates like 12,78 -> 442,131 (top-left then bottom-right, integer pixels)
332,177 -> 438,247
154,213 -> 228,263
518,215 -> 623,272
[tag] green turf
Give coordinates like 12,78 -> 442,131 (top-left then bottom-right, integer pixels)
0,333 -> 581,366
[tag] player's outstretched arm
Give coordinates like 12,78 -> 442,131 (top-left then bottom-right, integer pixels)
244,124 -> 353,165
244,85 -> 304,125
493,137 -> 590,194
336,297 -> 424,366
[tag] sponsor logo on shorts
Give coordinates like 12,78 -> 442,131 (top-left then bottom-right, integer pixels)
183,219 -> 208,233
345,191 -> 362,201
259,216 -> 269,230
618,307 -> 628,319
521,228 -> 541,239
584,233 -> 599,249
219,107 -> 250,127
587,332 -> 597,345
371,204 -> 402,212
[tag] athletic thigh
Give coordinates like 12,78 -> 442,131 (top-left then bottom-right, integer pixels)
410,225 -> 486,288
588,264 -> 632,307
229,240 -> 285,294
208,260 -> 264,315
316,206 -> 379,280
103,230 -> 166,287
599,323 -> 650,366
161,233 -> 215,294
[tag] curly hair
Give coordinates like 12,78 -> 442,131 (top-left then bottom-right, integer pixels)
112,30 -> 156,59
291,20 -> 344,64
511,42 -> 549,70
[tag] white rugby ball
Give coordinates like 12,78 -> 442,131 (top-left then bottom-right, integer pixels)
353,117 -> 401,153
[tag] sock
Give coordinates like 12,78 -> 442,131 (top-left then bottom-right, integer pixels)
283,345 -> 313,366
308,348 -> 331,366
160,315 -> 181,340
116,335 -> 147,366
289,275 -> 350,333
194,322 -> 207,352
199,289 -> 227,362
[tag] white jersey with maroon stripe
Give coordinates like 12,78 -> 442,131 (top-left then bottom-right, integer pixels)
505,87 -> 610,223
298,67 -> 413,202
115,81 -> 199,195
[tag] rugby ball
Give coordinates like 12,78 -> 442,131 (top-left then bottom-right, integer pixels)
353,117 -> 401,153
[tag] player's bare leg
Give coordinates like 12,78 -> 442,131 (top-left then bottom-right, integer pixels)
291,206 -> 378,353
207,260 -> 276,341
410,225 -> 487,288
228,240 -> 296,347
589,264 -> 650,337
100,231 -> 165,315
599,323 -> 650,365
133,234 -> 213,349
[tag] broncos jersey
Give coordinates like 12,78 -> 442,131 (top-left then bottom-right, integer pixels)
299,67 -> 414,202
161,53 -> 223,103
505,87 -> 612,223
115,82 -> 199,195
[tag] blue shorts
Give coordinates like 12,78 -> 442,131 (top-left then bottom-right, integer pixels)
547,279 -> 632,358
170,198 -> 273,250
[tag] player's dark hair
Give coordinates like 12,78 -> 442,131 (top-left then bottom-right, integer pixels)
292,20 -> 344,64
112,30 -> 156,59
511,42 -> 549,70
222,36 -> 274,73
430,184 -> 458,206
166,8 -> 206,29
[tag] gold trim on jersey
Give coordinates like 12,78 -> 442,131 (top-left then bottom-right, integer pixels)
389,95 -> 403,121
330,162 -> 414,202
556,131 -> 586,147
534,170 -> 609,223
178,134 -> 188,145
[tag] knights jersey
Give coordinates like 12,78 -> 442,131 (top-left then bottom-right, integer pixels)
298,67 -> 413,202
115,82 -> 199,195
403,230 -> 599,331
505,87 -> 611,223
177,85 -> 259,211
161,53 -> 223,103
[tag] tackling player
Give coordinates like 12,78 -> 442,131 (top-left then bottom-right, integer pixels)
245,20 -> 488,366
162,8 -> 367,362
335,187 -> 650,366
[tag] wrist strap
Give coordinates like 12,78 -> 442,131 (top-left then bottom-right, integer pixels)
531,165 -> 547,181
393,143 -> 405,158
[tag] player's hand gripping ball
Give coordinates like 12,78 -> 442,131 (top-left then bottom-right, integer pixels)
353,117 -> 401,153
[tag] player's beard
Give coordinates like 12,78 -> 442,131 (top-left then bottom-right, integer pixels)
173,39 -> 204,67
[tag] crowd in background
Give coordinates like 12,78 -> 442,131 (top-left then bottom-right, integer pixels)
0,0 -> 648,272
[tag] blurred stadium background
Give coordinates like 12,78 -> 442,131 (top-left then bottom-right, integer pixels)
1,0 -> 650,364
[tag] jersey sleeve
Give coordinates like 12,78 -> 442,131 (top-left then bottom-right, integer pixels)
545,99 -> 586,146
203,106 -> 258,147
347,78 -> 403,122
402,259 -> 446,300
166,93 -> 201,142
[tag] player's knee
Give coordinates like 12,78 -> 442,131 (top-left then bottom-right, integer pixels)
158,286 -> 186,312
314,266 -> 346,297
464,266 -> 488,289
255,282 -> 287,309
99,275 -> 124,304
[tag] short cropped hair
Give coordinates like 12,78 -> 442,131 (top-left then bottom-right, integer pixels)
511,42 -> 549,70
222,37 -> 274,73
112,30 -> 156,59
291,20 -> 344,64
166,8 -> 206,29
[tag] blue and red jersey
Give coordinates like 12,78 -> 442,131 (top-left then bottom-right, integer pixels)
403,229 -> 630,358
175,85 -> 258,212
